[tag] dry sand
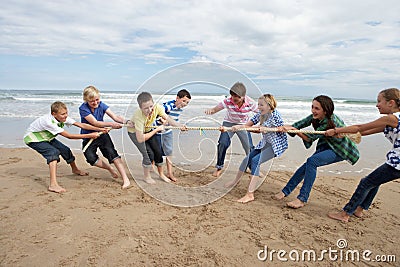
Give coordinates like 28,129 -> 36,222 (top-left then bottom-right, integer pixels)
0,136 -> 399,266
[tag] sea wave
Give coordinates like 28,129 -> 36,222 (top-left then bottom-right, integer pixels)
0,89 -> 379,124
0,96 -> 17,101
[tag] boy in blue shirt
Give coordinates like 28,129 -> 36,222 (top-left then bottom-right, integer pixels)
79,85 -> 131,189
155,89 -> 191,181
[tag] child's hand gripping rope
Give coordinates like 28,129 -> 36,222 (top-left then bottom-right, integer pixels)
82,127 -> 112,153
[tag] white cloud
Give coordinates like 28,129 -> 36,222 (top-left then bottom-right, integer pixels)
0,0 -> 399,98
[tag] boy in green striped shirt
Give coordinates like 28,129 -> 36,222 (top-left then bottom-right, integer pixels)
24,101 -> 107,193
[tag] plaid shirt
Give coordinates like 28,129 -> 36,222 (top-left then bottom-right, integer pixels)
250,110 -> 288,157
292,114 -> 360,165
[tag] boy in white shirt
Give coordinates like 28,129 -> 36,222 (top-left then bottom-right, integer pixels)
24,101 -> 106,193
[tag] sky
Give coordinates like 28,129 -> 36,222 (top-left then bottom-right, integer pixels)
0,0 -> 399,100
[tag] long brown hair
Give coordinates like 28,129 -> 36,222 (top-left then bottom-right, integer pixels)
380,88 -> 400,107
312,95 -> 335,130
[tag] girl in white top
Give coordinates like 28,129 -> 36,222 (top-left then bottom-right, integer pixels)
325,88 -> 400,223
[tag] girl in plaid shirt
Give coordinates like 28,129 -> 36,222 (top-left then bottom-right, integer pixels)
274,95 -> 360,208
225,94 -> 288,203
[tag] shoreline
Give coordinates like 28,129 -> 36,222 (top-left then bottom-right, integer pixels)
0,116 -> 390,177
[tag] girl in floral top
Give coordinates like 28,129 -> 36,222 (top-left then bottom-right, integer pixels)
225,94 -> 288,203
274,95 -> 360,208
326,88 -> 400,222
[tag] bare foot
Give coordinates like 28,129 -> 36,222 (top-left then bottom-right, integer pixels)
272,191 -> 285,200
72,169 -> 89,176
328,211 -> 350,223
212,169 -> 222,177
108,168 -> 119,179
286,199 -> 305,209
353,206 -> 364,218
159,174 -> 171,183
144,177 -> 156,184
237,193 -> 254,203
122,181 -> 131,189
167,174 -> 177,182
48,185 -> 66,193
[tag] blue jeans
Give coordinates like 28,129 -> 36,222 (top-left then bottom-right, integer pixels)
343,163 -> 400,215
155,131 -> 173,156
216,121 -> 253,169
239,144 -> 275,176
27,139 -> 75,165
282,144 -> 344,203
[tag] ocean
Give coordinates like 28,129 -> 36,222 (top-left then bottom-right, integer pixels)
0,89 -> 388,176
0,89 -> 380,148
0,89 -> 378,124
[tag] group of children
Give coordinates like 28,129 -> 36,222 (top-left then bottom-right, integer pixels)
24,83 -> 400,223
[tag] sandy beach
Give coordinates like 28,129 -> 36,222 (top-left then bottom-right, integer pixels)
0,131 -> 399,266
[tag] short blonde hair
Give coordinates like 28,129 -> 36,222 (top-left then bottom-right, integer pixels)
259,93 -> 277,111
51,101 -> 67,114
83,85 -> 100,102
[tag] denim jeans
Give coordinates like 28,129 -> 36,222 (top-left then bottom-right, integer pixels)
343,163 -> 400,215
282,144 -> 344,203
239,144 -> 275,176
216,121 -> 254,169
27,139 -> 75,164
155,131 -> 173,156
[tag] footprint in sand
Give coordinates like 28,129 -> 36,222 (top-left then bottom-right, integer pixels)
0,157 -> 22,166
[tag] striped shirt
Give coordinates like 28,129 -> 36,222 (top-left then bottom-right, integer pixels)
155,100 -> 183,135
384,112 -> 400,170
292,114 -> 360,165
217,95 -> 258,124
250,110 -> 288,157
23,113 -> 75,144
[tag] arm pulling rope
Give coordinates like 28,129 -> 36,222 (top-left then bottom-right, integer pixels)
144,125 -> 361,143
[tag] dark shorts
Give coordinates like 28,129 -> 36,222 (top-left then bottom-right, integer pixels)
82,133 -> 120,165
128,131 -> 164,167
27,139 -> 75,165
